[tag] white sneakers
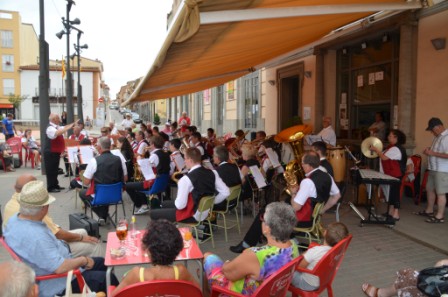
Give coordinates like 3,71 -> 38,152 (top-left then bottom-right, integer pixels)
134,206 -> 149,215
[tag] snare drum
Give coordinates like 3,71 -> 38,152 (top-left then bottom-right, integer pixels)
327,147 -> 346,182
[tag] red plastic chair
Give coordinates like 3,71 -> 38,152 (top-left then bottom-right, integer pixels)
210,256 -> 301,297
109,280 -> 203,297
6,137 -> 23,167
22,143 -> 35,168
289,234 -> 353,297
400,155 -> 422,201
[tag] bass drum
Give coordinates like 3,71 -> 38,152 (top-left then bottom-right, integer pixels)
327,147 -> 346,182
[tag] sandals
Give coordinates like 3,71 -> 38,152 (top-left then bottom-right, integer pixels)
362,283 -> 378,297
425,217 -> 445,223
413,210 -> 434,217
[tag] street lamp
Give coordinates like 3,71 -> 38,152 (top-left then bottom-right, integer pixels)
56,0 -> 80,134
71,29 -> 88,124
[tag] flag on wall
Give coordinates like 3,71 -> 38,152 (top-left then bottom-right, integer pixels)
61,58 -> 66,79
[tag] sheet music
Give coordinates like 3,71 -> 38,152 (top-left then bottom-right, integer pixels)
172,153 -> 185,171
137,158 -> 156,180
66,146 -> 78,163
79,146 -> 94,164
249,165 -> 267,189
265,148 -> 281,168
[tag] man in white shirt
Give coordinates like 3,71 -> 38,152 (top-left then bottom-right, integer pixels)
305,116 -> 337,147
121,113 -> 133,129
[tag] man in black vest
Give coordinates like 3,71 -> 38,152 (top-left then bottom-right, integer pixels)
230,151 -> 341,253
80,137 -> 128,223
149,147 -> 229,223
126,135 -> 171,215
213,145 -> 242,211
311,141 -> 334,178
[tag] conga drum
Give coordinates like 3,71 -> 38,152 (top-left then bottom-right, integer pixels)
327,147 -> 346,182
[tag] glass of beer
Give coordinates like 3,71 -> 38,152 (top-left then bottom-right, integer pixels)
116,218 -> 128,250
183,228 -> 193,249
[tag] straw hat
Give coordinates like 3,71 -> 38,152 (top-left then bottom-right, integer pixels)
18,181 -> 56,208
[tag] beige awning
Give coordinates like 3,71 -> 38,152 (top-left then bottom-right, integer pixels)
125,0 -> 422,104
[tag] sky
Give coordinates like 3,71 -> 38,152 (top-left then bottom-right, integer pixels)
1,0 -> 173,99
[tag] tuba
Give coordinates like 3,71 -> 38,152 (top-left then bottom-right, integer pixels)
274,125 -> 313,195
179,137 -> 190,155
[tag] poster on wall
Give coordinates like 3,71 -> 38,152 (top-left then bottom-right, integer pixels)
368,73 -> 375,85
227,81 -> 235,100
303,106 -> 311,121
339,103 -> 348,130
203,89 -> 211,105
357,75 -> 364,87
375,71 -> 384,81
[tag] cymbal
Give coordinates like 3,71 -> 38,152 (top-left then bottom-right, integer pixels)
274,125 -> 313,143
361,136 -> 383,159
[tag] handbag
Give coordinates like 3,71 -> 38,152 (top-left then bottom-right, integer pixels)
417,265 -> 448,297
64,270 -> 94,297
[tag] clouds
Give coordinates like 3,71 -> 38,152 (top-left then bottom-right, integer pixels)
2,0 -> 172,97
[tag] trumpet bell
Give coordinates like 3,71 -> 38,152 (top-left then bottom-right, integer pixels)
361,136 -> 383,158
274,125 -> 313,143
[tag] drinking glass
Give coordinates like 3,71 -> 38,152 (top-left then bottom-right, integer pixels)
183,229 -> 193,249
116,218 -> 128,250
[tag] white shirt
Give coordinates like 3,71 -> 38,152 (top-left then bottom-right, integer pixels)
317,125 -> 336,146
136,140 -> 148,156
84,152 -> 128,179
80,129 -> 89,137
193,142 -> 204,155
293,168 -> 339,206
121,119 -> 133,129
429,129 -> 448,172
46,122 -> 62,140
148,148 -> 160,169
175,165 -> 230,221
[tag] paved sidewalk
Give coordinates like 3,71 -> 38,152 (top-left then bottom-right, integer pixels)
1,166 -> 447,296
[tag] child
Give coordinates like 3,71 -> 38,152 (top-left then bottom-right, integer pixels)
291,222 -> 349,291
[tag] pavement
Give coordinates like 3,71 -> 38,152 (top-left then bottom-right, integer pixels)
1,134 -> 447,296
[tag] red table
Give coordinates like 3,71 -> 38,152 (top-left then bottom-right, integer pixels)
105,227 -> 204,288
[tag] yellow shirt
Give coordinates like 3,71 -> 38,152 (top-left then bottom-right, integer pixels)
3,192 -> 61,234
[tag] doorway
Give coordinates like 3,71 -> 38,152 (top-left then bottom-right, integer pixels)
277,62 -> 304,131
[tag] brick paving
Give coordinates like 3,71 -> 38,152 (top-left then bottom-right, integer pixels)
1,162 -> 447,296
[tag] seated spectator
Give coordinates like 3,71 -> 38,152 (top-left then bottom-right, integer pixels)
4,181 -> 118,297
291,222 -> 349,291
21,129 -> 41,170
0,142 -> 14,172
112,219 -> 197,296
362,259 -> 448,297
204,202 -> 299,296
0,261 -> 38,297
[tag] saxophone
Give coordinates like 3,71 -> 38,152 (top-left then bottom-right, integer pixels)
274,124 -> 313,195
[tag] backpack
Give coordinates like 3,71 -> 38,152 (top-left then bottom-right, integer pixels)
417,265 -> 448,297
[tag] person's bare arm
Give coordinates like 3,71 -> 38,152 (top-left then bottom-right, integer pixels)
54,256 -> 93,274
55,229 -> 99,244
112,267 -> 140,296
221,249 -> 260,281
320,193 -> 341,214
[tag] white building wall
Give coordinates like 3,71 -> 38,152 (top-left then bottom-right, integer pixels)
20,69 -> 94,121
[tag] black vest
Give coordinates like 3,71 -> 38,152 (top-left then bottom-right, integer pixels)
94,151 -> 123,185
217,162 -> 242,187
308,169 -> 332,203
187,166 -> 216,209
153,149 -> 171,175
320,159 -> 334,178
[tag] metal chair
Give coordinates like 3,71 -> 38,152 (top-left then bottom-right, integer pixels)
211,256 -> 301,297
294,202 -> 325,249
109,280 -> 203,297
178,195 -> 215,248
212,185 -> 242,242
288,235 -> 353,297
84,182 -> 125,227
135,173 -> 170,213
74,170 -> 86,209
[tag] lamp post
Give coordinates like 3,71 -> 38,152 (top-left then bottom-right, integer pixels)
56,0 -> 79,135
71,29 -> 88,124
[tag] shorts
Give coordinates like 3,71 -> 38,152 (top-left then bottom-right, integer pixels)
426,171 -> 448,195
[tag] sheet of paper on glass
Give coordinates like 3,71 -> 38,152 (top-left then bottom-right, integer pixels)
79,145 -> 94,164
67,146 -> 79,163
265,148 -> 281,168
138,158 -> 156,180
249,165 -> 267,189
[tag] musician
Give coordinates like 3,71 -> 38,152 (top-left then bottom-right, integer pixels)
178,111 -> 191,135
235,129 -> 249,152
80,137 -> 128,224
205,128 -> 217,157
311,141 -> 334,178
190,132 -> 205,156
152,126 -> 160,136
170,121 -> 180,138
69,138 -> 97,189
126,135 -> 171,215
149,147 -> 229,224
259,139 -> 284,183
368,112 -> 386,141
418,118 -> 448,223
44,113 -> 77,193
127,132 -> 138,150
169,138 -> 184,176
213,145 -> 243,188
69,126 -> 85,141
230,151 -> 340,253
134,131 -> 149,159
370,129 -> 407,221
159,131 -> 171,151
240,144 -> 261,210
78,122 -> 89,138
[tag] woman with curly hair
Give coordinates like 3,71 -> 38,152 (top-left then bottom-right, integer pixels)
112,219 -> 197,296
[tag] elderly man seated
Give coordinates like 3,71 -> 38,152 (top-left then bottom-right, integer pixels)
4,181 -> 118,297
0,261 -> 38,297
3,174 -> 103,257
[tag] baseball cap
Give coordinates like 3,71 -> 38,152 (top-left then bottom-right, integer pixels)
426,117 -> 443,131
